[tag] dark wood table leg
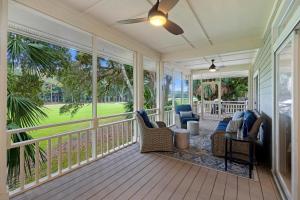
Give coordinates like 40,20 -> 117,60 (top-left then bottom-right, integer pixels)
249,142 -> 254,178
225,138 -> 228,171
230,139 -> 233,163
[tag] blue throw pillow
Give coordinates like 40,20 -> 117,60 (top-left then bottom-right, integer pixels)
137,110 -> 153,128
180,111 -> 193,118
243,111 -> 257,137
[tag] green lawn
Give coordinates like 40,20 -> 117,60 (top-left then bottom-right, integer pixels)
30,102 -> 126,139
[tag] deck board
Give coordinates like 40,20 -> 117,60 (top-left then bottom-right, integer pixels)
11,144 -> 281,200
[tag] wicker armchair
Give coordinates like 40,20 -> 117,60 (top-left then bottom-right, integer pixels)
211,110 -> 263,157
136,114 -> 173,153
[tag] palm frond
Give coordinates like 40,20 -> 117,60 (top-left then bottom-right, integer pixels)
7,93 -> 47,128
7,123 -> 47,187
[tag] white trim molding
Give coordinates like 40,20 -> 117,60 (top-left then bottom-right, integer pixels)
0,0 -> 9,199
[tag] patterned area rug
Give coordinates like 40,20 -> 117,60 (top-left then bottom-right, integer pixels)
158,120 -> 257,180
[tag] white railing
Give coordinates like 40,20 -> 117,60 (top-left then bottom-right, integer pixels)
195,101 -> 248,119
7,113 -> 137,196
145,108 -> 159,122
164,106 -> 175,127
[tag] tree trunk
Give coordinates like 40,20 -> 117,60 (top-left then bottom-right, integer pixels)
120,64 -> 134,97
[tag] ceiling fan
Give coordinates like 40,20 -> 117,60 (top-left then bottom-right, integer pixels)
117,0 -> 184,35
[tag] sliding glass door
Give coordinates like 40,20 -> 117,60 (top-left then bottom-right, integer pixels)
273,27 -> 300,198
275,36 -> 292,195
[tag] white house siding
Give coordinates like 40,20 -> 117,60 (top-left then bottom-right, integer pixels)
253,28 -> 273,118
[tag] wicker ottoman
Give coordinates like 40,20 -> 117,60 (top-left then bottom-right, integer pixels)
187,121 -> 199,135
173,129 -> 189,149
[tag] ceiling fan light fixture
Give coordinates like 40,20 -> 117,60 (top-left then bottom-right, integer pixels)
209,59 -> 217,72
149,11 -> 167,26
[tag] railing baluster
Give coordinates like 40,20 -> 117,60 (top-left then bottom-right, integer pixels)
47,139 -> 52,179
130,120 -> 133,143
77,132 -> 80,166
20,145 -> 25,190
35,141 -> 40,184
68,134 -> 72,169
127,121 -> 130,144
121,122 -> 124,147
112,125 -> 115,151
116,124 -> 119,149
101,128 -> 104,156
58,136 -> 62,175
106,127 -> 109,153
85,131 -> 89,161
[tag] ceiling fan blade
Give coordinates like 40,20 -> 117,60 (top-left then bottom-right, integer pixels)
149,0 -> 160,15
164,20 -> 184,35
158,0 -> 179,13
117,17 -> 148,24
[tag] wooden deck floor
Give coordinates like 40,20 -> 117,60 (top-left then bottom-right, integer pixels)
12,144 -> 281,200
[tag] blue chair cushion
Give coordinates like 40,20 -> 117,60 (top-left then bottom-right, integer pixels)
216,121 -> 230,131
242,110 -> 257,137
181,117 -> 199,125
137,110 -> 153,128
175,105 -> 192,114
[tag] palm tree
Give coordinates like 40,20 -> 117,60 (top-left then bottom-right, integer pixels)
6,33 -> 57,186
7,92 -> 47,186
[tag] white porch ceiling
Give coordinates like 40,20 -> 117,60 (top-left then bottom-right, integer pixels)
54,0 -> 275,56
172,49 -> 258,70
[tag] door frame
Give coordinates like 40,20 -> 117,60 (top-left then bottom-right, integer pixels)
273,29 -> 300,200
201,80 -> 221,120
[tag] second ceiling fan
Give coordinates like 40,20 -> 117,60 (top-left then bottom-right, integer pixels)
117,0 -> 184,35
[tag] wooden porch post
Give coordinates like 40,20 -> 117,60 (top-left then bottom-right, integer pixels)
91,36 -> 98,159
0,0 -> 9,199
157,61 -> 164,121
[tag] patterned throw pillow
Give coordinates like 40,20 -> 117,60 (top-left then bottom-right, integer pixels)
179,111 -> 193,118
226,118 -> 243,133
150,121 -> 159,128
232,111 -> 244,120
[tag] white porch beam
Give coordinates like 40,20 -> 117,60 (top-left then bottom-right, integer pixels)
0,0 -> 8,199
162,37 -> 262,62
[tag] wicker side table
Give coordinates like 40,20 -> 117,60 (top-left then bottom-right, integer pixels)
173,128 -> 189,149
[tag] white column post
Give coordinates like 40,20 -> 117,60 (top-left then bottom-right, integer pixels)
172,69 -> 176,123
157,61 -> 164,121
248,64 -> 253,110
91,36 -> 98,159
188,73 -> 193,108
218,78 -> 222,119
180,73 -> 183,105
133,52 -> 144,142
0,0 -> 8,199
201,79 -> 204,119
